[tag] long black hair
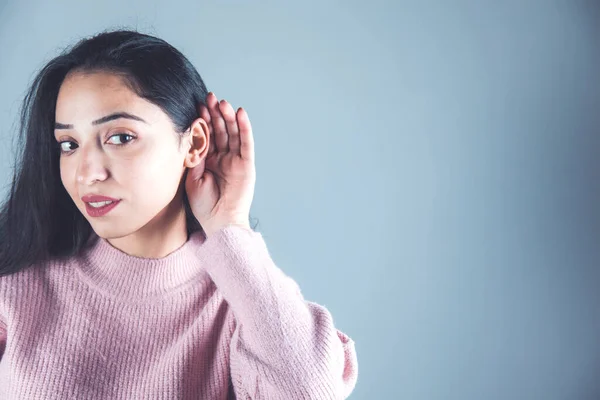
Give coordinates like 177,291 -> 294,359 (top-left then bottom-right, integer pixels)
0,28 -> 256,277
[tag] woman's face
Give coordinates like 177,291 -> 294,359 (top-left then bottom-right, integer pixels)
54,71 -> 205,240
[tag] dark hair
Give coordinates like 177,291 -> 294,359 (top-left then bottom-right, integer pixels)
0,28 -> 257,277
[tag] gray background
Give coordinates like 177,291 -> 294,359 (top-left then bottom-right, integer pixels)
1,1 -> 599,399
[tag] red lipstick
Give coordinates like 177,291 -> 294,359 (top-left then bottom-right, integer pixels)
81,194 -> 121,217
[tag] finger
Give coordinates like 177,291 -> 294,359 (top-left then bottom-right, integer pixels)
207,92 -> 228,153
186,157 -> 205,183
199,104 -> 216,158
219,100 -> 240,155
237,107 -> 254,161
199,103 -> 212,130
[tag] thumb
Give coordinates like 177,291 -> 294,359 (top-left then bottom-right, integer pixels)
185,161 -> 218,205
187,158 -> 206,183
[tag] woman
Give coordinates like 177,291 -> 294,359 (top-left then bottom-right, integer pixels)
0,29 -> 358,399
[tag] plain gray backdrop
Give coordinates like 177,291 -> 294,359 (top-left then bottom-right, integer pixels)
1,1 -> 599,399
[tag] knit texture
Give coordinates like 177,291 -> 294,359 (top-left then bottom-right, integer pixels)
0,225 -> 358,399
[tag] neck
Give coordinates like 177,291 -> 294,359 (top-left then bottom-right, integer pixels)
77,227 -> 209,301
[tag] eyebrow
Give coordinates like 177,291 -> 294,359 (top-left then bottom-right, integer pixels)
54,112 -> 148,130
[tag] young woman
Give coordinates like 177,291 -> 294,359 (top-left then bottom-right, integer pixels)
0,29 -> 358,399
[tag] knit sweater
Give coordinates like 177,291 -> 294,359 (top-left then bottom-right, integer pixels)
0,225 -> 358,399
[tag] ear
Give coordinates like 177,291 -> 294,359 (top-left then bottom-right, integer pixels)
184,117 -> 209,168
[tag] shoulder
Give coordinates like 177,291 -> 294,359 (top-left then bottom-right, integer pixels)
0,257 -> 73,321
0,256 -> 70,287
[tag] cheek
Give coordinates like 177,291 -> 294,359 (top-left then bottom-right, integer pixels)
59,159 -> 76,197
120,151 -> 184,196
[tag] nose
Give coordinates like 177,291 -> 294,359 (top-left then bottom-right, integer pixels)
76,144 -> 108,185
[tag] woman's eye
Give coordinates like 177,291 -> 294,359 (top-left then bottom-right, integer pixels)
107,133 -> 134,145
59,141 -> 78,152
57,134 -> 135,155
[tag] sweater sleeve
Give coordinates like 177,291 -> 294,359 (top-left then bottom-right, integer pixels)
195,225 -> 358,400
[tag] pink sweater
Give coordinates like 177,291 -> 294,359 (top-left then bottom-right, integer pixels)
0,225 -> 358,399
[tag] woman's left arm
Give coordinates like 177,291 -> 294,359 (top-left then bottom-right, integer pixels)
195,225 -> 358,400
185,93 -> 358,398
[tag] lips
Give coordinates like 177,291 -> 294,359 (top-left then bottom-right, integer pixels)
82,194 -> 120,203
84,199 -> 121,217
81,194 -> 121,217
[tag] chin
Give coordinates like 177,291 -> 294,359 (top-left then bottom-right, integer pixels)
89,223 -> 134,240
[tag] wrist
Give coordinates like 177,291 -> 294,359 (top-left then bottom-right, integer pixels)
203,222 -> 251,238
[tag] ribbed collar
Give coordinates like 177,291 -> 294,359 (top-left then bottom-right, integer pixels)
74,230 -> 212,301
